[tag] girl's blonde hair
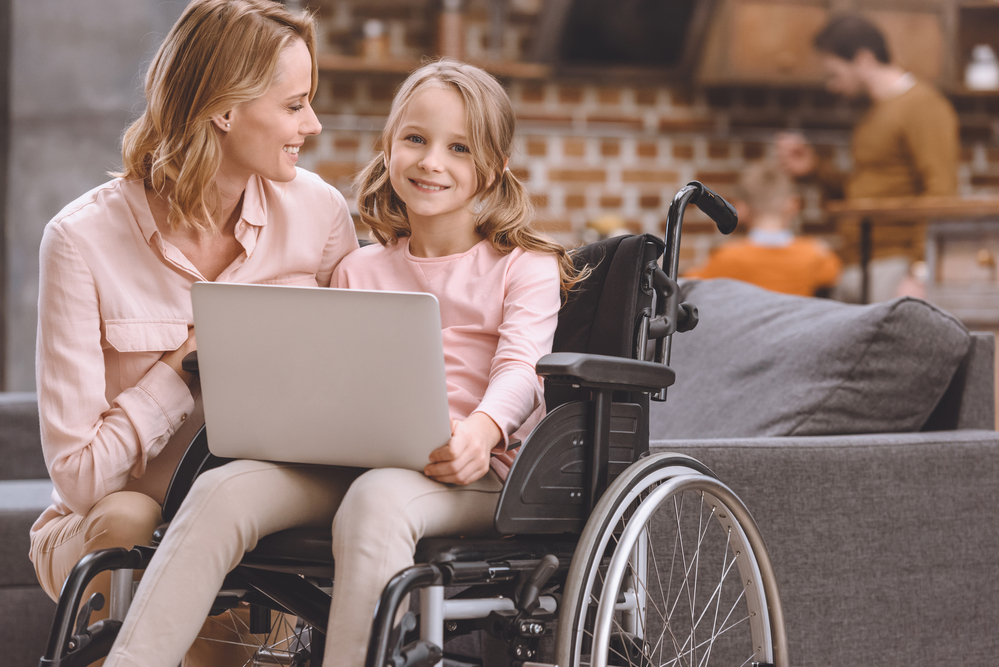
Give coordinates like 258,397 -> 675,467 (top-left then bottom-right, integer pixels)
117,0 -> 318,233
355,59 -> 584,296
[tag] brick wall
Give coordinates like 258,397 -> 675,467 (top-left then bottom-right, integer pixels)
302,1 -> 999,272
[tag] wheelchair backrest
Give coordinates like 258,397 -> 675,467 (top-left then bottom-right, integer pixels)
546,233 -> 665,412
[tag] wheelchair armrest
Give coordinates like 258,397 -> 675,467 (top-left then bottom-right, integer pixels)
536,352 -> 675,392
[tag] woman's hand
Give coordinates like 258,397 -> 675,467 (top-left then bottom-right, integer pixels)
159,326 -> 197,386
425,413 -> 502,486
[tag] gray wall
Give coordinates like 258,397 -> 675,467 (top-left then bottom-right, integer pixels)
4,0 -> 188,390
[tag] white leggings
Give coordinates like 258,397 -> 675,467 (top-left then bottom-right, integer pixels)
104,459 -> 503,667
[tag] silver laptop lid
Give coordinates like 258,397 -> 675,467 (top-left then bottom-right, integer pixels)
191,282 -> 452,470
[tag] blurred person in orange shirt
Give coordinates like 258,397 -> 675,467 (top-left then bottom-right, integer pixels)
686,161 -> 841,297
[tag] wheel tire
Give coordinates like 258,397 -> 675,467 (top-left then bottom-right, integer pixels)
555,452 -> 787,667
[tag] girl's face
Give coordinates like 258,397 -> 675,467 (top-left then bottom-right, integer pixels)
222,38 -> 321,184
387,85 -> 481,231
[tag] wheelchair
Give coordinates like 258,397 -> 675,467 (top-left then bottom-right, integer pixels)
39,182 -> 787,667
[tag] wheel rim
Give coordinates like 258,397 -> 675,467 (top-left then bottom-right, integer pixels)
592,477 -> 771,667
194,608 -> 315,667
557,462 -> 775,667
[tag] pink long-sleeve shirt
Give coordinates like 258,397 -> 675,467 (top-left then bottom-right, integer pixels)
332,237 -> 561,479
32,169 -> 358,535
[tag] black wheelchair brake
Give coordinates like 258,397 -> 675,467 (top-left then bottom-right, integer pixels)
386,612 -> 443,667
479,555 -> 560,665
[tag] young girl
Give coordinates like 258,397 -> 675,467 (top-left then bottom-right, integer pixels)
105,59 -> 580,667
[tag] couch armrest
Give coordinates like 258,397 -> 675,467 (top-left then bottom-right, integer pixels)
650,429 -> 999,667
923,331 -> 994,431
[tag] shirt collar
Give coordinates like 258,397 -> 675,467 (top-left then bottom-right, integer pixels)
239,174 -> 269,230
748,228 -> 794,248
890,72 -> 917,97
123,174 -> 270,245
121,178 -> 159,244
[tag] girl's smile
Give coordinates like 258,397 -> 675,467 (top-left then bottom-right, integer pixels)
387,85 -> 481,236
409,178 -> 448,191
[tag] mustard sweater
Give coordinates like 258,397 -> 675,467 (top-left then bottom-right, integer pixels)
844,79 -> 959,198
814,79 -> 959,261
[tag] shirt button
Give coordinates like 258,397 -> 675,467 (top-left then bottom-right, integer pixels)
180,413 -> 188,422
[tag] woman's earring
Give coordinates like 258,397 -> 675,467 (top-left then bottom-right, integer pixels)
226,122 -> 230,129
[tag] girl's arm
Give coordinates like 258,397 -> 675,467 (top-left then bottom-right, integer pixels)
425,252 -> 561,485
36,224 -> 195,517
475,252 -> 561,444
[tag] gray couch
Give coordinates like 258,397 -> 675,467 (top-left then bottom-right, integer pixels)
1,278 -> 995,667
0,392 -> 55,667
650,279 -> 998,667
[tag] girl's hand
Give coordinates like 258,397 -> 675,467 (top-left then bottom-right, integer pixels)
425,413 -> 502,485
160,327 -> 197,386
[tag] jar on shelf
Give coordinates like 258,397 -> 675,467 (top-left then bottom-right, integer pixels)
362,19 -> 388,61
438,0 -> 464,60
966,44 -> 999,90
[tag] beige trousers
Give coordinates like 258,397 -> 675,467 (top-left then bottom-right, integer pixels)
29,490 -> 271,667
103,459 -> 503,667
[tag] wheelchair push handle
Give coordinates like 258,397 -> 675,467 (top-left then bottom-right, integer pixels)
652,181 -> 738,401
662,181 -> 738,281
691,181 -> 738,235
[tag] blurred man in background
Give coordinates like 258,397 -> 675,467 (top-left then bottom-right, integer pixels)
776,14 -> 959,298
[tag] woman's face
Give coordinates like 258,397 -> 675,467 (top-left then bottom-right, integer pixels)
222,38 -> 321,184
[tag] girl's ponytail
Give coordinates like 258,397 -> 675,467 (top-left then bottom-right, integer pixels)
477,168 -> 586,299
354,152 -> 409,245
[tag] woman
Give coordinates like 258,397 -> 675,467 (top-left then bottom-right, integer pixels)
29,0 -> 357,663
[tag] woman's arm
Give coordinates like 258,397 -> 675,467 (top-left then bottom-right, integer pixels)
36,224 -> 195,516
315,183 -> 360,287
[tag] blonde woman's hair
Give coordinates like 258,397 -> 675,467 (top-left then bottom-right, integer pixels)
116,0 -> 319,233
355,59 -> 584,296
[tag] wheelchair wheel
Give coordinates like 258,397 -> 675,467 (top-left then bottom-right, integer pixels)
194,609 -> 316,667
556,453 -> 787,667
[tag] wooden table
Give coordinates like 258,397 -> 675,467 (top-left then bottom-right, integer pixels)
824,197 -> 999,303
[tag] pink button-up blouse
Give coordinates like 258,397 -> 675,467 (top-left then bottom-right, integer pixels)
32,169 -> 358,534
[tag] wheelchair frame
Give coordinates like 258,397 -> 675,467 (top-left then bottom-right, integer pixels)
39,182 -> 787,667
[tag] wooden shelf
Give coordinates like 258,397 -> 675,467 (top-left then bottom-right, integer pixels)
825,196 -> 999,221
316,54 -> 551,80
946,85 -> 999,96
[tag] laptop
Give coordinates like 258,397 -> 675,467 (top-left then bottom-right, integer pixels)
191,282 -> 452,471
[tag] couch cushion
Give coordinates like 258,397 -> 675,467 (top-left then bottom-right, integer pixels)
0,480 -> 54,587
650,279 -> 971,439
0,392 -> 46,480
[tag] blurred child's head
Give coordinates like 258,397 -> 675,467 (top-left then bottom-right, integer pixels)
356,59 -> 524,245
736,161 -> 801,230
